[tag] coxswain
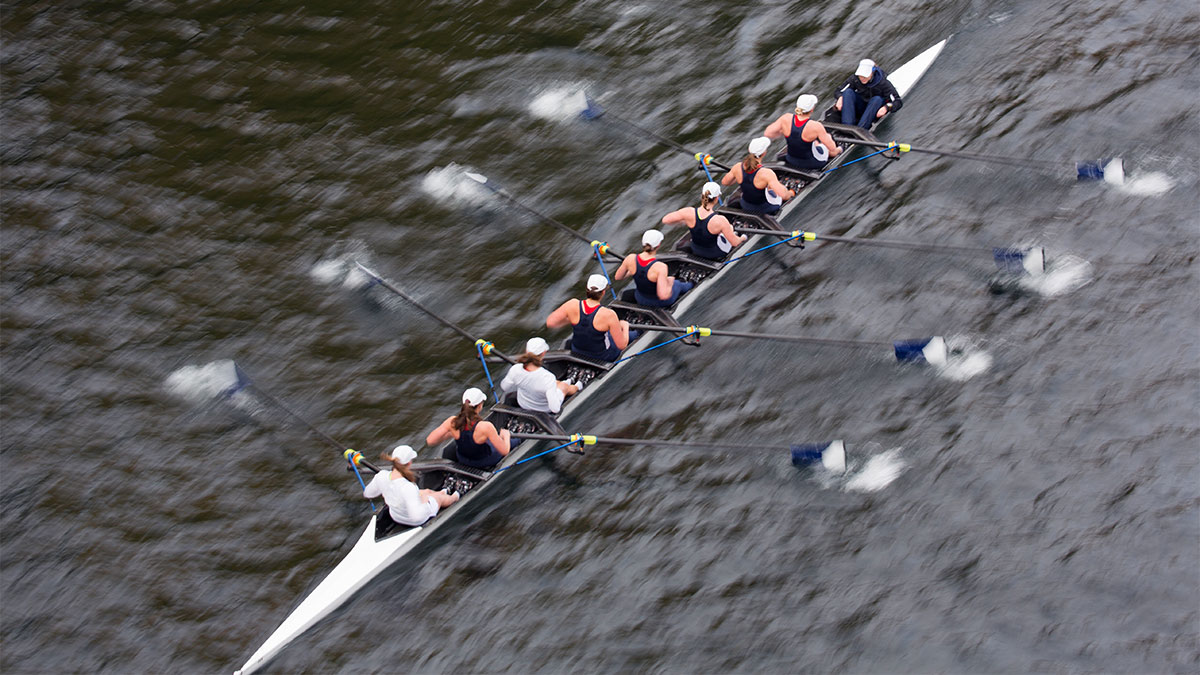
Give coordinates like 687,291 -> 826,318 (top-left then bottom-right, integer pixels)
836,59 -> 903,129
721,136 -> 796,215
545,274 -> 632,362
613,229 -> 694,307
362,444 -> 458,526
425,387 -> 512,469
660,182 -> 746,261
763,94 -> 842,170
499,337 -> 580,413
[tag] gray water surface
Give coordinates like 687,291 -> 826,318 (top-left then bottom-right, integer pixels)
2,1 -> 1198,673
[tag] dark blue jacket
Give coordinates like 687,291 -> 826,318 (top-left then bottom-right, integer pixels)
840,67 -> 903,113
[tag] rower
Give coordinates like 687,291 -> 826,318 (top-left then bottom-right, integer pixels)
613,229 -> 694,307
763,94 -> 842,170
660,182 -> 747,261
545,274 -> 632,362
836,58 -> 903,129
363,444 -> 458,526
499,337 -> 580,413
425,387 -> 512,468
721,136 -> 796,215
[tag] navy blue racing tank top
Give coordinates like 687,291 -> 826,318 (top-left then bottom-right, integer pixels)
455,420 -> 491,462
740,165 -> 768,207
571,300 -> 609,358
633,255 -> 657,299
690,208 -> 725,260
785,116 -> 830,169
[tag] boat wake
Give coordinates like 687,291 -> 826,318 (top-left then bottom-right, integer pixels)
420,163 -> 491,206
165,359 -> 254,408
528,86 -> 591,121
934,335 -> 993,382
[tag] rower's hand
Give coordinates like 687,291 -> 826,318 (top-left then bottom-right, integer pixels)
787,189 -> 796,199
831,146 -> 843,157
835,96 -> 843,111
876,106 -> 888,119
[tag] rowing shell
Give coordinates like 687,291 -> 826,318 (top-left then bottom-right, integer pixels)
234,36 -> 949,675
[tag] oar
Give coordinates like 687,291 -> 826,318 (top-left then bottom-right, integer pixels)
578,96 -> 732,172
462,171 -> 625,261
354,261 -> 518,365
733,226 -> 1045,273
228,362 -> 383,474
508,431 -> 847,473
831,137 -> 1124,182
625,323 -> 948,364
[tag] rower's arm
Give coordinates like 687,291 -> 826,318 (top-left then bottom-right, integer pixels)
720,165 -> 739,186
545,300 -> 573,329
612,255 -> 636,281
654,262 -> 675,300
763,169 -> 795,200
599,308 -> 631,349
716,215 -> 747,246
425,417 -> 455,446
661,207 -> 690,227
480,421 -> 511,454
362,472 -> 383,499
763,114 -> 789,140
815,123 -> 842,156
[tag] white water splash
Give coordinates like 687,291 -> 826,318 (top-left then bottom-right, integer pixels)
844,448 -> 906,492
419,163 -> 490,206
1116,172 -> 1174,196
165,360 -> 243,404
932,335 -> 993,382
528,86 -> 591,121
310,242 -> 377,290
1019,253 -> 1093,297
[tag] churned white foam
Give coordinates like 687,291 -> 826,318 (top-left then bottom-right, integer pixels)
420,163 -> 490,206
342,264 -> 372,290
933,335 -> 992,381
1020,254 -> 1093,297
528,86 -> 590,121
844,448 -> 906,492
310,257 -> 347,285
1116,172 -> 1173,196
165,360 -> 241,403
936,350 -> 993,381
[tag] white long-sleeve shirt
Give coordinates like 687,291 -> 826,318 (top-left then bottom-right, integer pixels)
500,364 -> 564,413
363,471 -> 436,526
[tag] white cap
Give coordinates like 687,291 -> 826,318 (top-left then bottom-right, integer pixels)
641,229 -> 664,248
586,273 -> 608,291
525,336 -> 549,355
702,181 -> 722,199
462,387 -> 486,406
390,444 -> 416,464
795,94 -> 818,112
855,59 -> 875,78
748,136 -> 771,156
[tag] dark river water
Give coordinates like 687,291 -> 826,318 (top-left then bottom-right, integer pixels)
3,1 -> 1198,673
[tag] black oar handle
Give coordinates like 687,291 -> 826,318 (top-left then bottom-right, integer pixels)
472,179 -> 625,261
355,263 -> 517,365
510,431 -> 787,451
242,377 -> 384,474
626,322 -> 890,348
603,111 -> 731,171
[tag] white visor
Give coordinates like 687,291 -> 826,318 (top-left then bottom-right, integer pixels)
642,229 -> 664,248
390,444 -> 417,463
856,59 -> 875,78
525,337 -> 549,355
462,387 -> 487,406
